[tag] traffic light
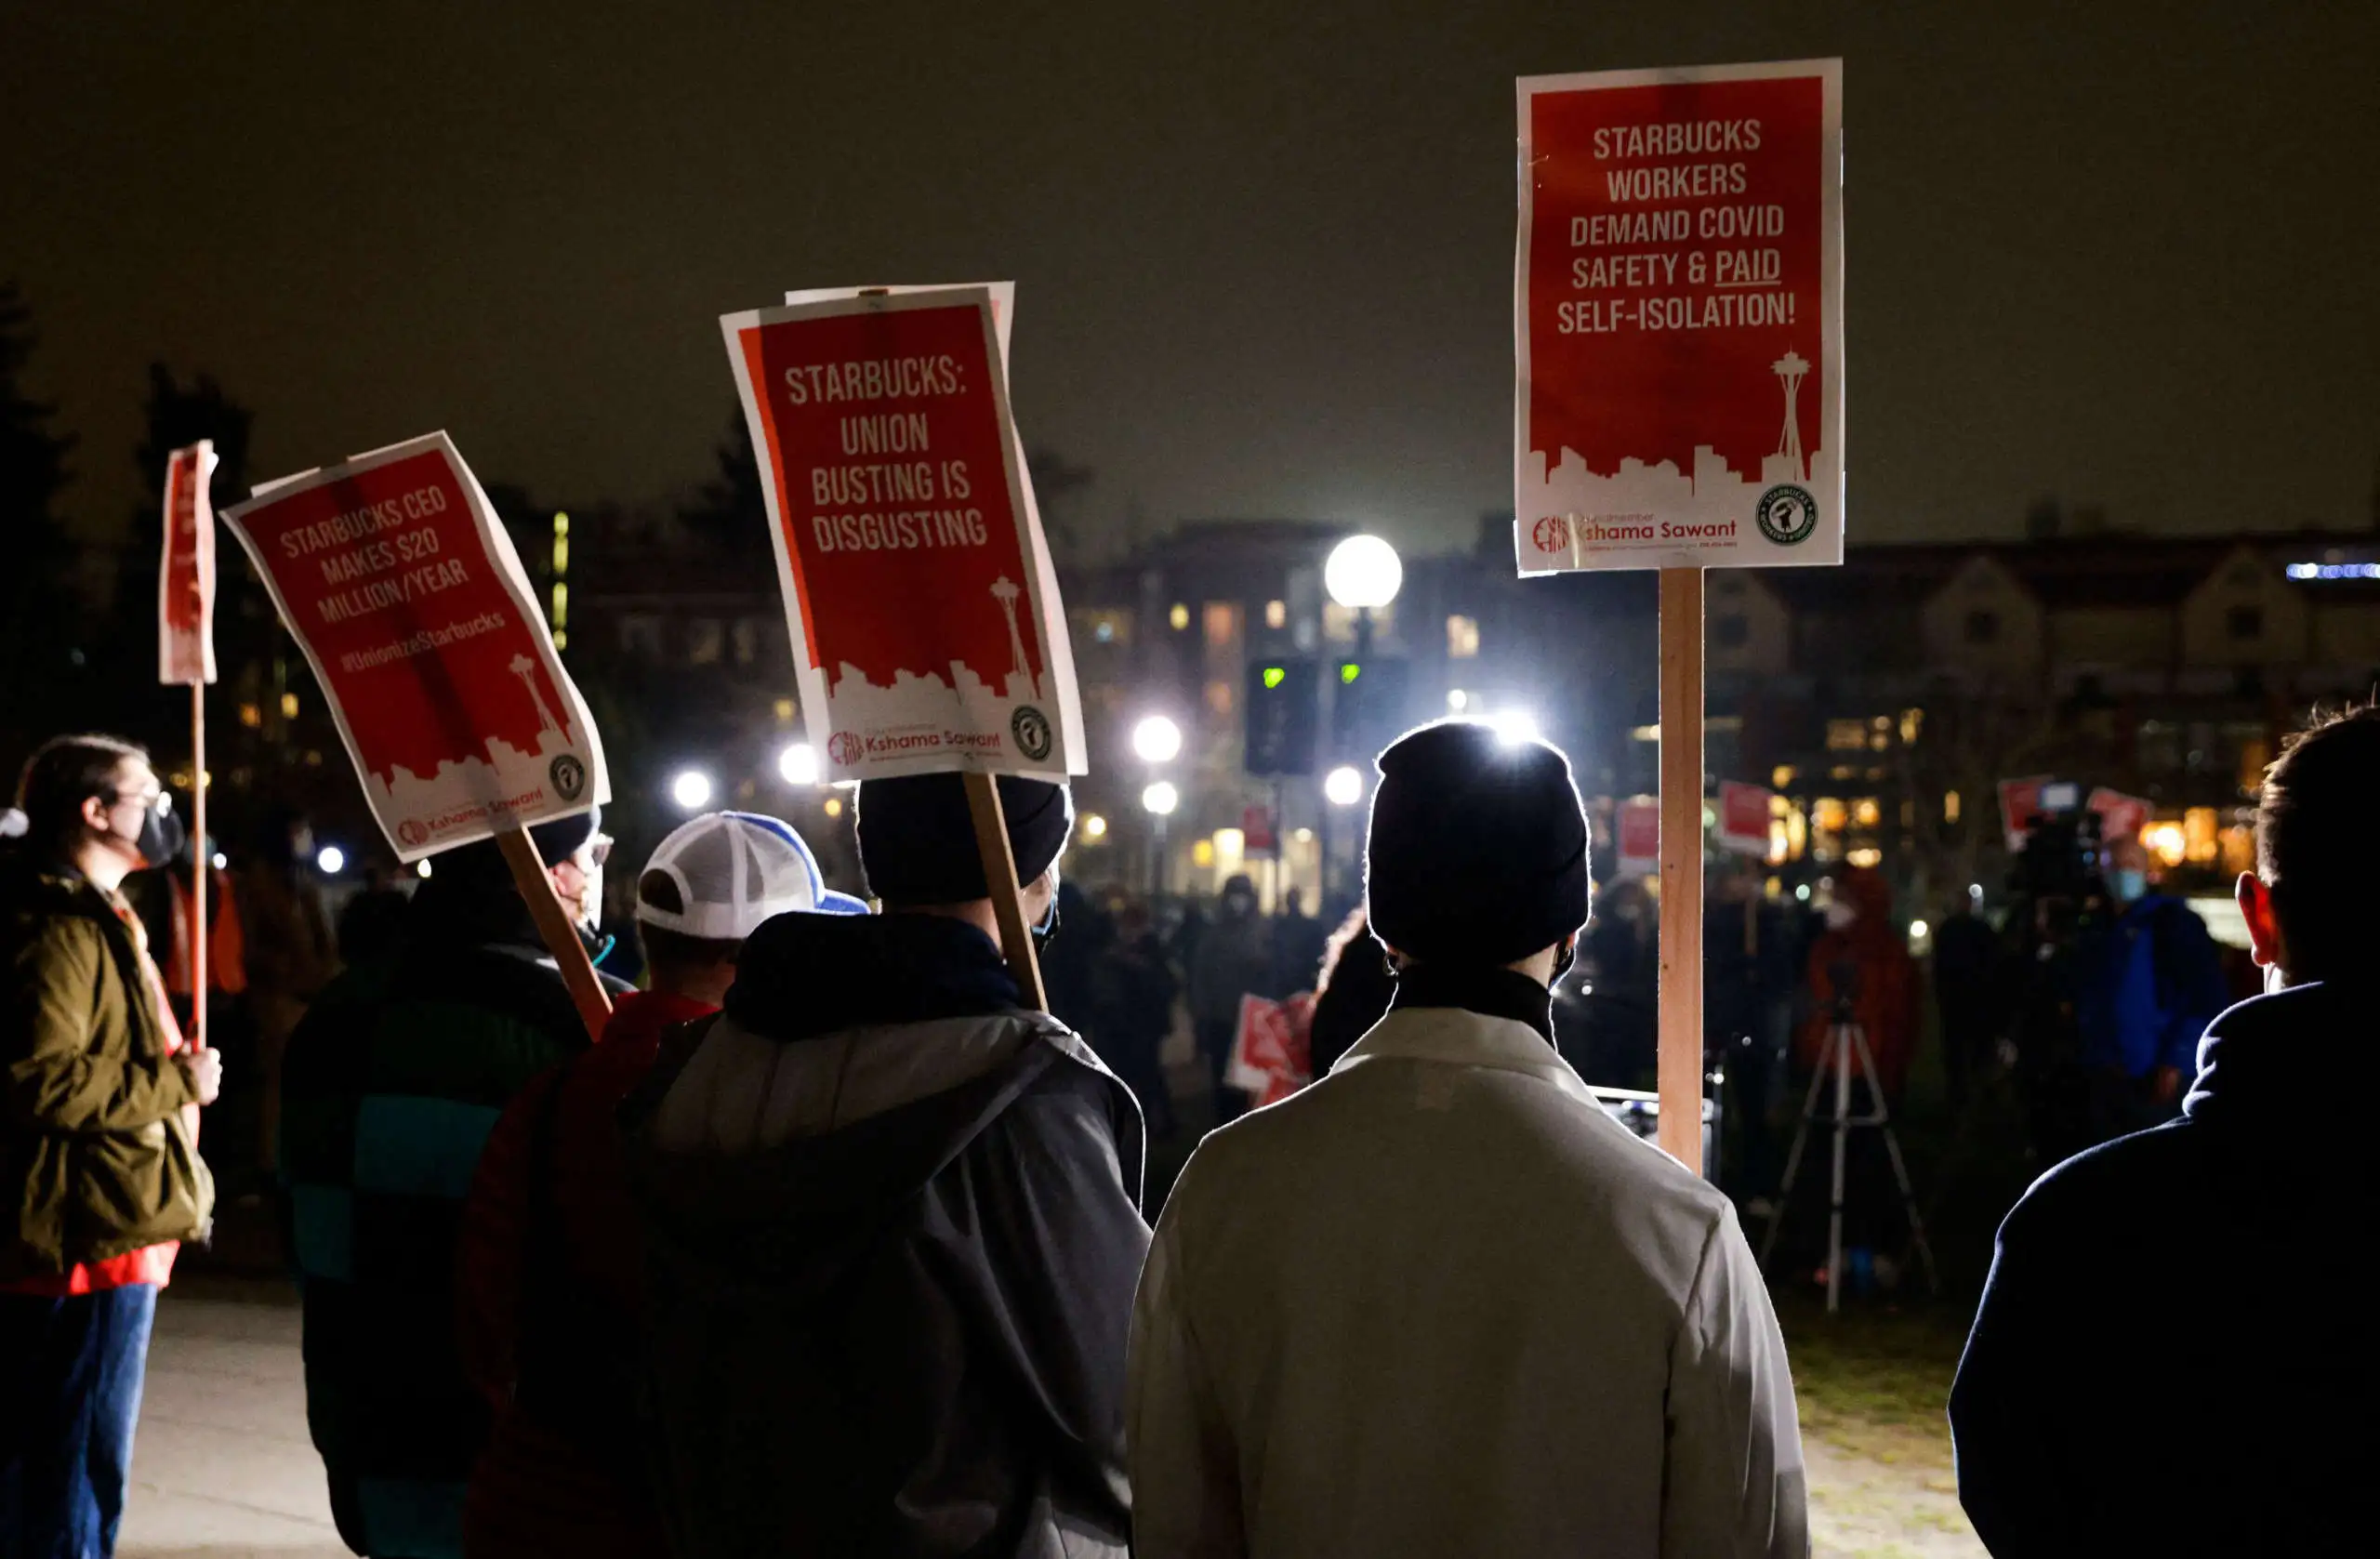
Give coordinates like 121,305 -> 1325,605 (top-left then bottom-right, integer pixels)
1244,657 -> 1319,775
1330,657 -> 1410,755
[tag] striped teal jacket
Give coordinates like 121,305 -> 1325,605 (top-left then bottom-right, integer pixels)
280,883 -> 615,1559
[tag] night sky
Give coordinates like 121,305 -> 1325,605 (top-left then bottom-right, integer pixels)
7,4 -> 2375,559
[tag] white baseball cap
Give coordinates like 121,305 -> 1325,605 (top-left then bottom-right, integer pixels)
636,811 -> 867,940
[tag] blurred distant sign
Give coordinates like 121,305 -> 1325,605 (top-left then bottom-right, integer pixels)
158,442 -> 218,686
1514,59 -> 1844,574
1617,796 -> 1661,876
221,433 -> 608,862
1716,780 -> 1772,856
2087,787 -> 2152,845
1240,804 -> 1277,857
1228,992 -> 1313,1108
1997,775 -> 2054,852
721,285 -> 1083,782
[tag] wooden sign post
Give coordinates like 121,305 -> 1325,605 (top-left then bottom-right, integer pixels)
495,826 -> 615,1040
963,773 -> 1048,1010
1656,568 -> 1706,1170
189,686 -> 207,1052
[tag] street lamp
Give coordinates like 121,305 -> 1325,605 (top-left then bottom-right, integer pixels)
315,844 -> 346,875
669,768 -> 714,811
1490,709 -> 1543,747
777,741 -> 820,786
1324,765 -> 1365,807
1141,780 -> 1179,898
1142,781 -> 1179,817
1131,714 -> 1183,765
1325,534 -> 1403,613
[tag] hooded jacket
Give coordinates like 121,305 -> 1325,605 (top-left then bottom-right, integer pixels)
2,852 -> 211,1280
1950,979 -> 2372,1556
625,911 -> 1149,1559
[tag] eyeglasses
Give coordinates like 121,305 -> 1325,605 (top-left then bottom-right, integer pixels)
587,833 -> 614,867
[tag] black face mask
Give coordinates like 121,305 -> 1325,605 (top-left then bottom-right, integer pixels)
127,799 -> 185,871
1032,892 -> 1062,956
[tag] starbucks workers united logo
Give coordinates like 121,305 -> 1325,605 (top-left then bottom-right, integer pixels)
1754,484 -> 1819,547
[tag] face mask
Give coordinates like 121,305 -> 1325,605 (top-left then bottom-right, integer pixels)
130,801 -> 184,871
574,862 -> 603,931
2111,868 -> 2147,903
1824,901 -> 1858,931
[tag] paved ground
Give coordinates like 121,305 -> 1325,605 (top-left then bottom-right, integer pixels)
117,1279 -> 1981,1559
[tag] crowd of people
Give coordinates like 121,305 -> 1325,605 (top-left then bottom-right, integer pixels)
4,703 -> 2373,1557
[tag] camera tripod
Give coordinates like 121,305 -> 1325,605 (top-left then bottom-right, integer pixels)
1758,1014 -> 1939,1313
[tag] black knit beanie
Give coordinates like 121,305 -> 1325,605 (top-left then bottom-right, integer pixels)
433,805 -> 602,888
856,773 -> 1073,906
1366,720 -> 1590,966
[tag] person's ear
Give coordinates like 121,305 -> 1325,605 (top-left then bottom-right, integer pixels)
79,794 -> 112,834
2237,871 -> 2285,972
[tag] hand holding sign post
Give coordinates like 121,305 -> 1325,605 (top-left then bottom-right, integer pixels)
1516,59 -> 1843,1170
724,284 -> 1084,1006
221,432 -> 614,1037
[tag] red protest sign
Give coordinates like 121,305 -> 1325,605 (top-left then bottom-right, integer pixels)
1516,59 -> 1843,574
221,433 -> 607,861
723,287 -> 1083,782
2087,787 -> 2151,846
1617,796 -> 1661,876
159,442 -> 218,685
1998,775 -> 2053,853
1227,992 -> 1314,1109
1717,779 -> 1773,856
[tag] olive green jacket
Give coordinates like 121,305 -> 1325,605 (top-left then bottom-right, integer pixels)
1,852 -> 212,1278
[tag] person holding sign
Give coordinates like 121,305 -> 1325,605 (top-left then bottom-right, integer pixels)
2,734 -> 218,1559
626,772 -> 1146,1559
279,810 -> 627,1559
1128,720 -> 1805,1559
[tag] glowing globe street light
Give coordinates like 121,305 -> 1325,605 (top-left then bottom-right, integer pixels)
1141,781 -> 1180,817
315,844 -> 346,875
1131,715 -> 1183,765
1324,534 -> 1403,612
777,741 -> 820,786
669,768 -> 714,811
1324,765 -> 1366,807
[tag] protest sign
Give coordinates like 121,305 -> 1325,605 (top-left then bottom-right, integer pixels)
2087,787 -> 2151,847
722,286 -> 1083,785
1998,775 -> 2053,853
1514,57 -> 1842,1173
158,441 -> 218,1048
1515,58 -> 1843,575
1227,992 -> 1314,1109
1717,779 -> 1773,856
221,432 -> 609,861
159,442 -> 218,686
1616,797 -> 1660,876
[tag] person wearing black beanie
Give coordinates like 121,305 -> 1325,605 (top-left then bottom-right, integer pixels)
622,765 -> 1148,1557
1130,720 -> 1805,1559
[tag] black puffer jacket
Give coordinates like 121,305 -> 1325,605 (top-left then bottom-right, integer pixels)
624,912 -> 1149,1559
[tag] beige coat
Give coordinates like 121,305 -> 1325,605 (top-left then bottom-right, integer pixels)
1128,1002 -> 1806,1558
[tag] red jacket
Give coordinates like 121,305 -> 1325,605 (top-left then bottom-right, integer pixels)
456,988 -> 713,1559
1795,868 -> 1921,1098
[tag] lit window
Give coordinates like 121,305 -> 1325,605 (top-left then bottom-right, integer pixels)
1847,846 -> 1883,868
280,693 -> 300,720
1214,828 -> 1246,857
1203,602 -> 1238,647
1944,790 -> 1962,824
732,618 -> 760,666
1771,765 -> 1796,788
2184,807 -> 2219,864
687,618 -> 724,666
1170,603 -> 1192,631
1853,798 -> 1882,828
1192,839 -> 1216,869
1265,600 -> 1288,630
239,703 -> 262,728
1826,720 -> 1868,751
1899,708 -> 1924,745
774,698 -> 796,723
1813,798 -> 1848,834
1205,680 -> 1234,716
1446,614 -> 1481,659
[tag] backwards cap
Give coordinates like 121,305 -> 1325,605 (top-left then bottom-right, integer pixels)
638,811 -> 866,940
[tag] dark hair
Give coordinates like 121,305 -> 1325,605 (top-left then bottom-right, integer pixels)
635,869 -> 740,975
2256,702 -> 2380,981
14,734 -> 149,847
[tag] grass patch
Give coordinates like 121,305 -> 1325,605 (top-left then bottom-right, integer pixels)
1779,1296 -> 1972,1473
